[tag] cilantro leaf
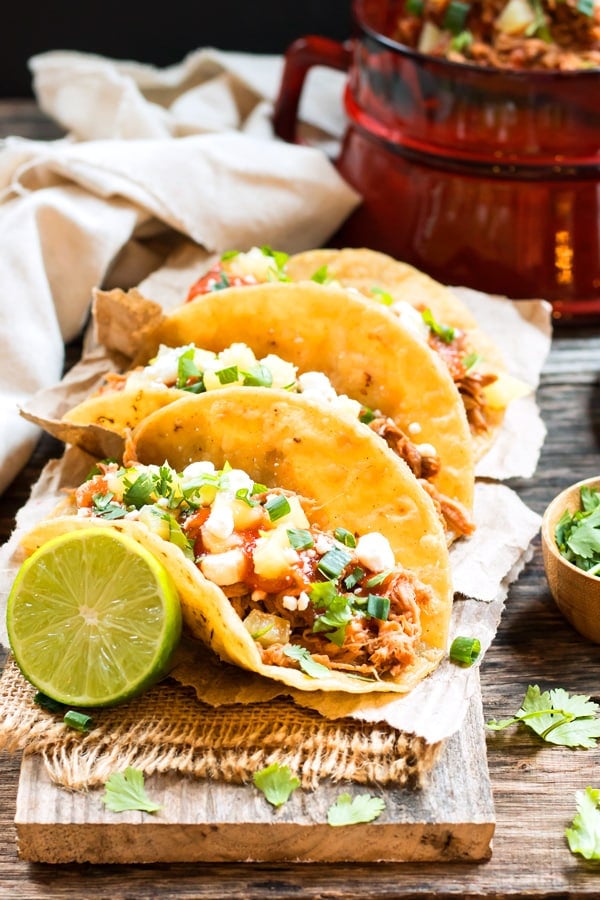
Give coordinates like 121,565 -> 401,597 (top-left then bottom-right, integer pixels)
487,685 -> 600,748
565,787 -> 600,860
253,763 -> 300,807
421,307 -> 455,343
327,792 -> 386,827
282,644 -> 332,678
102,767 -> 161,813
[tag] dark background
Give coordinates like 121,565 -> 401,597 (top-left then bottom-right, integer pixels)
1,1 -> 353,97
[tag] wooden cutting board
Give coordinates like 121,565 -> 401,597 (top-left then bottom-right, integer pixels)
14,681 -> 495,864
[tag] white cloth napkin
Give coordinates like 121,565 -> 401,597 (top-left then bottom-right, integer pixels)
0,49 -> 357,496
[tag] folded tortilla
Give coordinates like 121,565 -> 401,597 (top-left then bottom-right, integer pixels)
285,247 -> 530,461
135,281 -> 475,528
20,391 -> 454,694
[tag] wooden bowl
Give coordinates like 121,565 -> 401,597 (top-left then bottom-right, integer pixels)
541,476 -> 600,644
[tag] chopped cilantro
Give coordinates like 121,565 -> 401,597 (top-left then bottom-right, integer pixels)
282,644 -> 332,678
242,364 -> 273,388
176,347 -> 203,390
215,365 -> 239,385
565,787 -> 600,860
91,492 -> 127,520
253,762 -> 300,807
359,407 -> 376,425
102,767 -> 161,814
487,685 -> 600,748
555,485 -> 600,576
327,792 -> 386,826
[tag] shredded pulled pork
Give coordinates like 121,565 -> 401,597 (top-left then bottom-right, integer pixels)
368,414 -> 475,537
428,330 -> 498,434
234,565 -> 430,679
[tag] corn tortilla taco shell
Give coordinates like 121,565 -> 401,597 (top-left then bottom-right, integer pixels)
137,281 -> 475,519
286,248 -> 528,461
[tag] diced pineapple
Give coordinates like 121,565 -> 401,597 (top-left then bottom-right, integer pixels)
231,497 -> 268,531
137,505 -> 170,540
495,0 -> 536,35
273,495 -> 310,530
253,527 -> 299,579
243,608 -> 291,647
482,372 -> 532,410
218,342 -> 259,372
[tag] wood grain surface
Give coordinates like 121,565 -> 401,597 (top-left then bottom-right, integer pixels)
1,100 -> 600,898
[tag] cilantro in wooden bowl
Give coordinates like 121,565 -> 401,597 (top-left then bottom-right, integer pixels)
542,477 -> 600,645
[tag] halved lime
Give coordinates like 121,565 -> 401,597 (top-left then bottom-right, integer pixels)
7,528 -> 182,707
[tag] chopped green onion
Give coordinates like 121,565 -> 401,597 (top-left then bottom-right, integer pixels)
318,546 -> 353,579
310,265 -> 330,284
221,249 -> 240,260
212,272 -> 231,291
287,528 -> 314,550
252,481 -> 268,496
242,364 -> 273,388
64,711 -> 93,732
366,594 -> 390,621
334,527 -> 356,548
215,365 -> 239,385
450,636 -> 481,666
370,286 -> 394,306
359,407 -> 376,425
265,494 -> 291,522
462,351 -> 481,371
422,308 -> 455,343
577,0 -> 594,15
443,0 -> 470,34
34,691 -> 65,713
406,0 -> 425,14
236,487 -> 259,507
450,29 -> 473,52
344,566 -> 365,591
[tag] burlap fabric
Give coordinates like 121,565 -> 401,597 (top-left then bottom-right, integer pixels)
0,656 -> 441,791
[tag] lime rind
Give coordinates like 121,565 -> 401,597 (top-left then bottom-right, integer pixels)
7,528 -> 182,707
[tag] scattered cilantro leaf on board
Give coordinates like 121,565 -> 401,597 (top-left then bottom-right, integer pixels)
102,767 -> 161,813
327,792 -> 386,827
283,644 -> 332,678
253,762 -> 300,807
565,787 -> 600,860
487,685 -> 600,748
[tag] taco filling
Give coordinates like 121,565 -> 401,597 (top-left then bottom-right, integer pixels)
73,459 -> 435,680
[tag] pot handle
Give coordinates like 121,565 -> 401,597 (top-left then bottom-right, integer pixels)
273,36 -> 352,144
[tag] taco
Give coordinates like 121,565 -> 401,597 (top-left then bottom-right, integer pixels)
186,246 -> 530,462
20,390 -> 454,694
132,281 -> 476,539
285,247 -> 531,461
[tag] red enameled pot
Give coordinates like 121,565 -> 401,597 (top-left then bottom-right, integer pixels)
273,0 -> 600,323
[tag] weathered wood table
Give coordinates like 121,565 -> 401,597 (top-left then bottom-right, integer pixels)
1,99 -> 599,898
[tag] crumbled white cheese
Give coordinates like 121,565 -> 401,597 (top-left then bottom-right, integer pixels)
227,247 -> 277,280
182,460 -> 216,479
416,442 -> 437,458
298,371 -> 362,421
282,595 -> 298,611
204,494 -> 235,542
314,533 -> 334,555
391,301 -> 429,341
355,532 -> 395,572
297,591 -> 310,612
200,548 -> 246,586
408,421 -> 422,435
